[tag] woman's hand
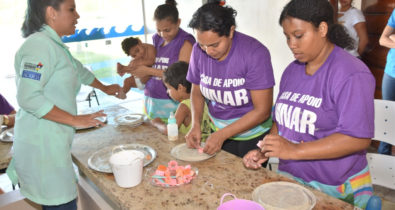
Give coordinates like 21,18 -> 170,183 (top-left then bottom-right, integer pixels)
185,126 -> 202,149
243,149 -> 268,169
72,110 -> 106,129
203,131 -> 226,155
103,84 -> 124,98
261,134 -> 298,160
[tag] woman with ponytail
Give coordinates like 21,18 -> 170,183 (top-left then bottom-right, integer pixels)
186,0 -> 275,160
122,0 -> 195,122
7,0 -> 122,209
243,0 -> 374,208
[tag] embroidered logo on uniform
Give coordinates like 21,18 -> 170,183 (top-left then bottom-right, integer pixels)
23,62 -> 37,71
23,62 -> 43,72
35,62 -> 43,71
22,70 -> 41,81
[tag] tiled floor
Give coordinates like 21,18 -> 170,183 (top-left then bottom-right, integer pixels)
374,185 -> 395,210
0,173 -> 18,193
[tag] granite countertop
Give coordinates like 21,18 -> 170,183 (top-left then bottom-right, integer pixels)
71,105 -> 354,210
0,126 -> 13,170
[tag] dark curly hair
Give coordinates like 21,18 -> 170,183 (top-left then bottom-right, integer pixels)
121,37 -> 139,56
22,0 -> 65,38
188,0 -> 237,37
279,0 -> 354,50
154,0 -> 179,23
163,61 -> 191,93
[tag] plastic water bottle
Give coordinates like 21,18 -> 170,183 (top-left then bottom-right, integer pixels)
167,112 -> 178,141
135,78 -> 145,90
366,195 -> 382,210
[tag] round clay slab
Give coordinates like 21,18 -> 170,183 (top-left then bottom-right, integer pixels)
252,181 -> 316,210
170,143 -> 215,162
114,113 -> 144,126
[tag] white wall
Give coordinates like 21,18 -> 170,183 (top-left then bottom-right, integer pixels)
143,0 -> 202,43
226,0 -> 293,101
354,0 -> 362,9
224,0 -> 362,101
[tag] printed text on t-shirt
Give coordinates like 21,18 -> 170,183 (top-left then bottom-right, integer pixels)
200,74 -> 249,106
276,91 -> 322,135
153,57 -> 169,70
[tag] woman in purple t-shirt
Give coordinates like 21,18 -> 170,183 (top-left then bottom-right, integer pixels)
127,0 -> 195,121
243,0 -> 374,208
186,1 -> 275,159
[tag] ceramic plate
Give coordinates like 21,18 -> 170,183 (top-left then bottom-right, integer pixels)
170,143 -> 215,162
252,181 -> 316,210
114,113 -> 144,126
0,127 -> 13,142
88,143 -> 156,173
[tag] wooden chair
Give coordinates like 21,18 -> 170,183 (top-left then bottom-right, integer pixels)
367,99 -> 395,190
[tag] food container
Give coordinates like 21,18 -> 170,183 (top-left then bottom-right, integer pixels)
217,193 -> 264,210
109,150 -> 144,188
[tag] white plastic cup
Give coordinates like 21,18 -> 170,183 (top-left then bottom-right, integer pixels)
109,150 -> 144,188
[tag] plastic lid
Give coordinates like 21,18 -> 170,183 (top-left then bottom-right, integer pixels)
168,112 -> 176,124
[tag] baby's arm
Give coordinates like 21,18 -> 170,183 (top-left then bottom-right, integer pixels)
175,103 -> 191,129
144,44 -> 156,66
150,103 -> 191,135
117,62 -> 127,76
150,118 -> 167,135
128,44 -> 156,68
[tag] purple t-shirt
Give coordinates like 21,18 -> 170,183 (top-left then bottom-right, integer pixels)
0,94 -> 14,115
274,46 -> 375,185
187,31 -> 275,120
144,28 -> 195,99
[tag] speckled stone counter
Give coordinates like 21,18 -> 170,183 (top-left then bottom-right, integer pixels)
71,106 -> 354,210
0,143 -> 12,170
0,127 -> 12,170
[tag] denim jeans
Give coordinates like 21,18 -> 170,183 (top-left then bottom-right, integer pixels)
378,73 -> 395,155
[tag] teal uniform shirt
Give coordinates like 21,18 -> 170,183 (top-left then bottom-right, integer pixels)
6,25 -> 95,205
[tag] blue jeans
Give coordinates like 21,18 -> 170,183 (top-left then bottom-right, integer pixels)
42,199 -> 77,210
378,73 -> 395,155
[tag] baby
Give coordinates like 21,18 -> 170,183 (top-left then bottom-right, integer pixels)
150,61 -> 211,137
117,37 -> 156,98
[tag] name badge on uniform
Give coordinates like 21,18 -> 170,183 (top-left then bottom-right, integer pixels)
21,62 -> 43,81
22,70 -> 41,81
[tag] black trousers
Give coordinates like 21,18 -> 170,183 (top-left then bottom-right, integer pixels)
221,130 -> 269,167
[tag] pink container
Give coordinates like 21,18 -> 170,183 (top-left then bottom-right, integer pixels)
217,193 -> 265,210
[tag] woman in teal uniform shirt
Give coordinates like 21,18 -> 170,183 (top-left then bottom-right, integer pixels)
7,0 -> 122,209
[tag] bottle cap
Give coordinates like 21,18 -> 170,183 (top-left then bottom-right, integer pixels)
168,112 -> 176,124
